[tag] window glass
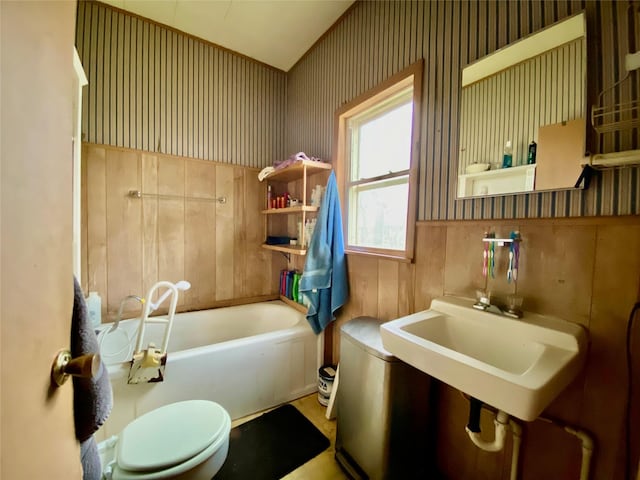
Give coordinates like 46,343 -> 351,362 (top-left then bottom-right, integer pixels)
348,178 -> 409,250
350,94 -> 413,181
335,61 -> 422,260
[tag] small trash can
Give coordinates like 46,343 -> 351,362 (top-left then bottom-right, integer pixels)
317,365 -> 336,406
335,316 -> 436,479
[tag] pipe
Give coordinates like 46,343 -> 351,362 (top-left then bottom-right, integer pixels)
538,416 -> 595,480
564,425 -> 594,480
509,419 -> 523,480
461,394 -> 522,479
467,397 -> 483,433
465,409 -> 510,452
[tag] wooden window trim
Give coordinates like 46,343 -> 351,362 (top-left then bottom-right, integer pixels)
333,60 -> 423,261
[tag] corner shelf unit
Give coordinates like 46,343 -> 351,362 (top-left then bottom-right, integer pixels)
261,160 -> 332,256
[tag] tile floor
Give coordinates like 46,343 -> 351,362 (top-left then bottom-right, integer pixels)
230,393 -> 349,480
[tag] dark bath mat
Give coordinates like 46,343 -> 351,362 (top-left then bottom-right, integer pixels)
215,404 -> 330,480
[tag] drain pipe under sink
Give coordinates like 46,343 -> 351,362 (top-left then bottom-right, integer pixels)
465,397 -> 510,452
465,398 -> 523,480
464,398 -> 593,480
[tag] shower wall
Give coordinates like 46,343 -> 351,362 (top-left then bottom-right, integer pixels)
81,143 -> 282,320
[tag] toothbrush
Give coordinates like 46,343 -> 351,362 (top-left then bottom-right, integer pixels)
513,240 -> 519,281
489,240 -> 495,278
482,240 -> 488,278
510,231 -> 520,281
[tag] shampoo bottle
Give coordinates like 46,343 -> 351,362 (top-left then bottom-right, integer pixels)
502,140 -> 513,168
527,141 -> 537,164
267,185 -> 272,209
86,291 -> 101,328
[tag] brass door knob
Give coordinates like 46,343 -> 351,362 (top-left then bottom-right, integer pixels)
51,350 -> 101,387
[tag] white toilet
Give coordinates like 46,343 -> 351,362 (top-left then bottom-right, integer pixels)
100,400 -> 231,480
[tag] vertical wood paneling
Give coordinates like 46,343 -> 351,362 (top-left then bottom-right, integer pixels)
184,159 -> 217,308
158,198 -> 185,306
76,1 -> 286,168
233,167 -> 246,297
376,260 -> 399,320
85,146 -> 108,317
244,172 -> 270,296
215,165 -> 235,300
157,155 -> 185,305
105,149 -> 142,315
141,154 -> 158,302
285,0 -> 640,220
80,144 -> 89,289
83,144 -> 276,317
184,200 -> 216,308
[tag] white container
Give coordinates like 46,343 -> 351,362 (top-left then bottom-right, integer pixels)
318,365 -> 336,406
86,291 -> 102,328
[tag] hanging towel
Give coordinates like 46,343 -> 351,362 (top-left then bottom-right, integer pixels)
71,277 -> 112,480
299,171 -> 349,333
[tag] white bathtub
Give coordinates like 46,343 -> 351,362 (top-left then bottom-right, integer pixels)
95,301 -> 318,441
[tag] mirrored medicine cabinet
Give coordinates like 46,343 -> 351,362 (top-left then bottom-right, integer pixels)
457,12 -> 587,199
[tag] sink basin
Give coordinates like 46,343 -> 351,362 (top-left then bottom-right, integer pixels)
379,296 -> 588,421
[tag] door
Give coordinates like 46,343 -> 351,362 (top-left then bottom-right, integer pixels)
1,2 -> 83,478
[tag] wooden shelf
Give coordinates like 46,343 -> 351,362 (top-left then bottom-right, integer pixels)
279,295 -> 307,313
262,160 -> 330,261
457,164 -> 536,198
261,205 -> 319,215
262,244 -> 307,255
264,160 -> 332,183
264,160 -> 331,182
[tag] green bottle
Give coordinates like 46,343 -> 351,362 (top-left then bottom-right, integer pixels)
527,141 -> 537,164
502,140 -> 513,168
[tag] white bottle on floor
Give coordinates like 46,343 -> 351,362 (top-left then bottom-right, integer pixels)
86,291 -> 101,328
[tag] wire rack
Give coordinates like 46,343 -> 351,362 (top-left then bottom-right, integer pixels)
591,99 -> 640,134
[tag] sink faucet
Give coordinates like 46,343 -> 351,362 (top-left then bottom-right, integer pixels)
472,301 -> 503,315
473,293 -> 523,319
110,295 -> 145,332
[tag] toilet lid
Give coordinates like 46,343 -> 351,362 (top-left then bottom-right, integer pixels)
117,400 -> 229,472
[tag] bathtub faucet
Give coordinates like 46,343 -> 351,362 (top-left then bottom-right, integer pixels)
110,295 -> 145,333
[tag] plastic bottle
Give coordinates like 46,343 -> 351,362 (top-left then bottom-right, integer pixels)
86,291 -> 102,328
502,140 -> 513,168
267,185 -> 272,209
527,141 -> 537,164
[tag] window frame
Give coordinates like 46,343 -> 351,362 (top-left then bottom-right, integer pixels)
333,60 -> 423,261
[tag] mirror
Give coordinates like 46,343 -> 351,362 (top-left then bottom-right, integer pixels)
457,12 -> 587,199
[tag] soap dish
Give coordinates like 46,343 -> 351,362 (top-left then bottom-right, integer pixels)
465,163 -> 490,174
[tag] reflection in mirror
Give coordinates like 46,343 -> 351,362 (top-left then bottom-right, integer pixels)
457,12 -> 586,199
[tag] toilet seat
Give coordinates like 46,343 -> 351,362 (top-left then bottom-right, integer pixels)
112,400 -> 231,480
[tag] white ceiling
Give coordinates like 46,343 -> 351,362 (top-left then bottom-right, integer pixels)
101,0 -> 355,71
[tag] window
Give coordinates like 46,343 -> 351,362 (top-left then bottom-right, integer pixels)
335,61 -> 422,260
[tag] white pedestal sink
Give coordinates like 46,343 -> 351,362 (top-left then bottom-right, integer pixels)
379,296 -> 588,421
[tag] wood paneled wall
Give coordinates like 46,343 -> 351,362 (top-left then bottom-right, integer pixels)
81,143 -> 283,320
287,0 -> 640,220
328,216 -> 640,480
75,1 -> 286,167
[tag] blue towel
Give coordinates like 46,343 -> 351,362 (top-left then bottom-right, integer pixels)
299,171 -> 348,333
